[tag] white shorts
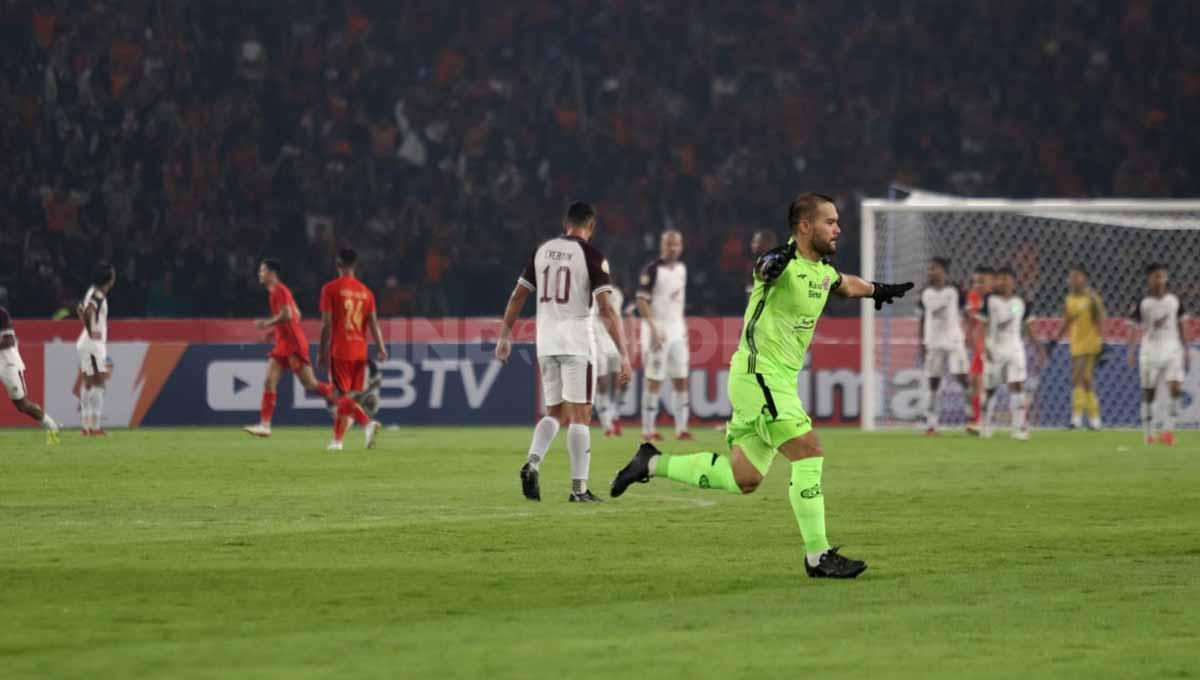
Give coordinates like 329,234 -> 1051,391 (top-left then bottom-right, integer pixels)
1,361 -> 27,400
925,346 -> 969,377
1140,348 -> 1185,388
986,348 -> 1027,388
79,342 -> 109,377
642,336 -> 689,381
539,355 -> 594,407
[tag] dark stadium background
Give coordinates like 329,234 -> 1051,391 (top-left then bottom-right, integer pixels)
1,0 -> 1195,319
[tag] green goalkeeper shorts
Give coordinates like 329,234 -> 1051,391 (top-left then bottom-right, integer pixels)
724,370 -> 813,476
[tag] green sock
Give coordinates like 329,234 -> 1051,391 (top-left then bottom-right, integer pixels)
788,457 -> 830,555
654,453 -> 741,493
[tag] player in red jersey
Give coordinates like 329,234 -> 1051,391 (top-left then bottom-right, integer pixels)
318,249 -> 388,451
964,266 -> 993,434
244,259 -> 335,437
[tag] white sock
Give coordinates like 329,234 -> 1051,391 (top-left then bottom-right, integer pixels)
1071,411 -> 1082,428
673,389 -> 690,433
1141,401 -> 1154,439
1010,393 -> 1026,432
1167,394 -> 1180,434
983,391 -> 996,429
806,550 -> 829,567
80,387 -> 93,430
595,391 -> 612,430
567,423 -> 591,494
526,416 -> 560,470
92,388 -> 105,429
926,387 -> 939,430
41,414 -> 58,432
642,388 -> 660,435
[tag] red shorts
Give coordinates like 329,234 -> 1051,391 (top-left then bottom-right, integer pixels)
970,352 -> 985,375
269,346 -> 310,373
330,359 -> 367,394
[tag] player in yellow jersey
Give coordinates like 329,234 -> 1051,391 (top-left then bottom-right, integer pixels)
1049,265 -> 1106,429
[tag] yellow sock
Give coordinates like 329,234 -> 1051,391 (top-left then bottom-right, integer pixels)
1086,391 -> 1101,421
1071,387 -> 1086,417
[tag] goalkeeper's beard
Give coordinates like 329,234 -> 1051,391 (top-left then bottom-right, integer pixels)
814,235 -> 837,257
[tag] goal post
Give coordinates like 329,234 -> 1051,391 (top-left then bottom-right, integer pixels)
859,198 -> 1200,432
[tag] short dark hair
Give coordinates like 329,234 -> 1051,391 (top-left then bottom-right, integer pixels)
1070,264 -> 1089,277
338,248 -> 358,267
92,262 -> 115,286
930,257 -> 950,271
787,192 -> 835,229
998,266 -> 1017,278
565,201 -> 596,226
973,265 -> 994,275
261,258 -> 282,275
1145,262 -> 1168,276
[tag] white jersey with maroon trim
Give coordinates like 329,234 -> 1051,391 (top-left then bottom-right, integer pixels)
1134,293 -> 1183,353
76,286 -> 109,349
918,285 -> 966,348
517,235 -> 612,358
0,306 -> 24,371
980,294 -> 1027,354
636,259 -> 687,342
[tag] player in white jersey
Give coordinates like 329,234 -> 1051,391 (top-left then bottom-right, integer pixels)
636,230 -> 691,441
0,306 -> 60,444
1127,263 -> 1190,446
917,257 -> 969,434
591,284 -> 626,436
495,202 -> 632,502
76,263 -> 116,436
978,267 -> 1040,440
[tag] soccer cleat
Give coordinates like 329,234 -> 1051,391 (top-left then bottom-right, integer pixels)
568,490 -> 603,503
604,427 -> 620,438
81,429 -> 92,437
364,420 -> 381,449
1159,432 -> 1176,446
611,421 -> 623,436
326,440 -> 344,452
45,429 -> 60,446
520,463 -> 541,502
965,424 -> 981,437
676,431 -> 695,441
1145,436 -> 1156,446
610,442 -> 660,498
243,423 -> 271,438
924,427 -> 939,436
805,547 -> 868,579
1012,430 -> 1030,441
93,429 -> 108,437
644,432 -> 662,442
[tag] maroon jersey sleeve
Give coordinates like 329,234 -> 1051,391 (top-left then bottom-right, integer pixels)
580,241 -> 612,294
636,260 -> 659,300
517,249 -> 537,291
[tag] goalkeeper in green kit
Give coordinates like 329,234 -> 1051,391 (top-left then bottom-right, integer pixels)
610,193 -> 913,579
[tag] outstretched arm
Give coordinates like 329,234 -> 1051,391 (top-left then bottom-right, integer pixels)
834,273 -> 914,308
494,284 -> 531,363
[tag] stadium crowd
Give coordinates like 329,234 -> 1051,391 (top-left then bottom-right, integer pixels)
1,0 -> 1196,318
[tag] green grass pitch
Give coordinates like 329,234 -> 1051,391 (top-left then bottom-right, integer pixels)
1,425 -> 1198,679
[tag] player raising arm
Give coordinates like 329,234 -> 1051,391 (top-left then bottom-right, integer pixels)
495,201 -> 632,502
611,192 -> 912,579
244,259 -> 336,438
1,306 -> 60,443
1127,263 -> 1190,446
319,248 -> 388,451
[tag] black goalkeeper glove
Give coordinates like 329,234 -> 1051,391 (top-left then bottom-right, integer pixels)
870,281 -> 914,310
754,242 -> 796,283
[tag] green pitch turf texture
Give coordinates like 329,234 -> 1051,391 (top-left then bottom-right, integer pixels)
1,426 -> 1197,679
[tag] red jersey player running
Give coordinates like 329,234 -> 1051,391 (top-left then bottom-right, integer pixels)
318,249 -> 388,451
244,258 -> 335,438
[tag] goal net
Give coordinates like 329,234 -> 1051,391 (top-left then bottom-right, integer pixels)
859,197 -> 1200,431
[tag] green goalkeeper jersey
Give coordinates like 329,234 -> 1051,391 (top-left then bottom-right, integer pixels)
730,253 -> 841,377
